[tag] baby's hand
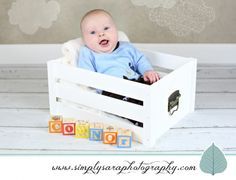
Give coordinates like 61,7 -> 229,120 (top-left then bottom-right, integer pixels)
143,70 -> 160,84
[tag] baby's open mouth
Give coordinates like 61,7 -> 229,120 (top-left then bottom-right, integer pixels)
99,39 -> 109,46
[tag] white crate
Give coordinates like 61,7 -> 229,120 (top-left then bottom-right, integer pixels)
47,49 -> 197,147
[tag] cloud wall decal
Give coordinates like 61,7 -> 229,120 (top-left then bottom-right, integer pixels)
8,0 -> 60,35
131,0 -> 215,37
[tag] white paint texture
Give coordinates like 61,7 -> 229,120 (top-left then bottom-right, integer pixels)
131,0 -> 215,36
8,0 -> 60,35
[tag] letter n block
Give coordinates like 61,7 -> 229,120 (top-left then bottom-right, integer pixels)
89,123 -> 103,141
103,126 -> 117,144
75,121 -> 89,138
117,129 -> 132,148
62,118 -> 76,135
49,115 -> 62,133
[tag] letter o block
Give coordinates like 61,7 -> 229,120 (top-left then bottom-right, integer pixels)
103,132 -> 117,144
62,123 -> 76,135
103,125 -> 117,144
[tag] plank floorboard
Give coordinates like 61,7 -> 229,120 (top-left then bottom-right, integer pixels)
0,93 -> 49,109
197,79 -> 236,93
173,109 -> 236,128
0,79 -> 48,93
0,65 -> 47,79
0,109 -> 49,127
197,65 -> 236,79
156,128 -> 236,152
195,93 -> 236,109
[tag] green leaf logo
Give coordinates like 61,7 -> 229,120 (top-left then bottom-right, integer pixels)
200,143 -> 227,175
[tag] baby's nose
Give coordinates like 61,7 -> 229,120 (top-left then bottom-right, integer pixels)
99,32 -> 105,37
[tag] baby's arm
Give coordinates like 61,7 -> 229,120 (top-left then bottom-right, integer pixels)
77,46 -> 96,72
130,44 -> 159,84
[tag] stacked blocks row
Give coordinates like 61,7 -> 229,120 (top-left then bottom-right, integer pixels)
48,116 -> 132,148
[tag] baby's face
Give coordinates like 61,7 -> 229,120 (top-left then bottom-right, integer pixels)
81,12 -> 118,53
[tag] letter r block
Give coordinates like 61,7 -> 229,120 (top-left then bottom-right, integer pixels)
117,129 -> 132,148
117,136 -> 132,148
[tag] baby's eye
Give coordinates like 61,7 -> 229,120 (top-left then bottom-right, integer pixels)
90,31 -> 96,35
104,27 -> 109,31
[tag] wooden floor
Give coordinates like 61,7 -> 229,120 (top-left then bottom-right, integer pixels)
0,64 -> 236,154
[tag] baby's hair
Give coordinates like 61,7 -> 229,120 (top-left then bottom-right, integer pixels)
80,9 -> 113,29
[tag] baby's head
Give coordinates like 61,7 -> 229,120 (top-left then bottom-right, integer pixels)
80,9 -> 118,53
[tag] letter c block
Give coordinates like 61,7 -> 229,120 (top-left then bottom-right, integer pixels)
49,120 -> 62,133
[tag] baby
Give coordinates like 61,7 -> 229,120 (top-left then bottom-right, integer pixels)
78,9 -> 160,126
78,9 -> 159,84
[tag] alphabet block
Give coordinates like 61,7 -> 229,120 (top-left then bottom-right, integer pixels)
103,125 -> 117,144
89,123 -> 103,141
117,129 -> 132,148
75,120 -> 89,138
49,115 -> 62,133
62,118 -> 76,135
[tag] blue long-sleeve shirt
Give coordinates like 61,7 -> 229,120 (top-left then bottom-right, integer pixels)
77,41 -> 153,80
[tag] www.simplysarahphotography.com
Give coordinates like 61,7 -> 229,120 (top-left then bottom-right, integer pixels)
51,160 -> 196,175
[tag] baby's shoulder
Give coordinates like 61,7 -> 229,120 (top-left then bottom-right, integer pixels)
119,41 -> 136,51
79,45 -> 95,60
80,45 -> 90,52
119,41 -> 132,47
80,45 -> 94,56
